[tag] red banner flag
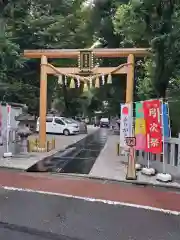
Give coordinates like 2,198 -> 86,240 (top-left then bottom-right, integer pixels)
143,99 -> 162,154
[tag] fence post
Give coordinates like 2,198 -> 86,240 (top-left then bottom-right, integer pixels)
47,140 -> 50,152
116,143 -> 120,156
27,140 -> 30,152
52,137 -> 55,149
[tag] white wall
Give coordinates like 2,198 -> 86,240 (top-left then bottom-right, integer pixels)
0,104 -> 22,155
1,105 -> 22,131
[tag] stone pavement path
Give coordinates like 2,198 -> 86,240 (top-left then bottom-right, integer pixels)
90,134 -> 180,188
0,126 -> 97,170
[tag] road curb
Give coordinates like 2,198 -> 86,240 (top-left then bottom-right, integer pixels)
88,176 -> 180,191
1,166 -> 180,191
53,172 -> 180,191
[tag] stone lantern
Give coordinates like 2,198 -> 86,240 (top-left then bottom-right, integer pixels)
15,106 -> 34,154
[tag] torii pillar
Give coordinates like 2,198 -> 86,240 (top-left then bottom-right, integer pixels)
39,55 -> 48,149
126,54 -> 136,180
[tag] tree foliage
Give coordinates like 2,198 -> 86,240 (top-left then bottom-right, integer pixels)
2,0 -> 180,132
113,1 -> 180,98
1,0 -> 95,115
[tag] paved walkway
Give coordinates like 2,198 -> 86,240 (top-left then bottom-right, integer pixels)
90,134 -> 180,188
0,126 -> 97,170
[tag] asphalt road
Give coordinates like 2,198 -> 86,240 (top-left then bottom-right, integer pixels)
0,189 -> 179,240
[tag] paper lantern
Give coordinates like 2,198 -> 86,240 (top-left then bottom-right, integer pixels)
83,82 -> 88,92
102,74 -> 105,85
64,76 -> 67,85
58,75 -> 63,84
70,77 -> 75,88
89,77 -> 93,88
95,76 -> 100,88
76,76 -> 80,88
107,74 -> 112,84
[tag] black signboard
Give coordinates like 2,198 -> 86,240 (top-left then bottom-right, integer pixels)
125,137 -> 136,147
79,50 -> 93,72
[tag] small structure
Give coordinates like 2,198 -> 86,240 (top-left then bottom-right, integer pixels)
15,113 -> 36,131
15,112 -> 33,154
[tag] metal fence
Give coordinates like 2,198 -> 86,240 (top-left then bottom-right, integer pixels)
136,138 -> 180,178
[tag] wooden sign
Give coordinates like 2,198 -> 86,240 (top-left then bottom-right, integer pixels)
78,50 -> 93,72
125,137 -> 136,147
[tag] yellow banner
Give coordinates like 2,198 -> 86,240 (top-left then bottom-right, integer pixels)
135,118 -> 146,135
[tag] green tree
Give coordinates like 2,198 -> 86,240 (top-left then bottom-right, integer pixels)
113,1 -> 180,98
1,0 -> 95,115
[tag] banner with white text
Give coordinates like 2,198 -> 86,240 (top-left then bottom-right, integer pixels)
120,103 -> 132,147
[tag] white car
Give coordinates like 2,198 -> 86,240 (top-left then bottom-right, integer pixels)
69,118 -> 87,134
36,116 -> 79,136
100,118 -> 110,128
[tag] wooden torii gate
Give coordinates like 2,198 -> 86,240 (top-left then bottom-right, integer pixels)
24,48 -> 149,179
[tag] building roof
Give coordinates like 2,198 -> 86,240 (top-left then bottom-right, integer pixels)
15,114 -> 35,121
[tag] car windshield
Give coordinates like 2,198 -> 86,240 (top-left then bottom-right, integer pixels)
69,118 -> 78,123
101,118 -> 109,121
61,118 -> 74,124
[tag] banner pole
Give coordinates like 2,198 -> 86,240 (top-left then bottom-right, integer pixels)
6,112 -> 9,154
141,99 -> 156,176
126,102 -> 137,180
0,105 -> 2,145
147,152 -> 150,168
167,102 -> 171,138
119,103 -> 121,154
3,104 -> 12,158
156,100 -> 172,182
161,100 -> 166,174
